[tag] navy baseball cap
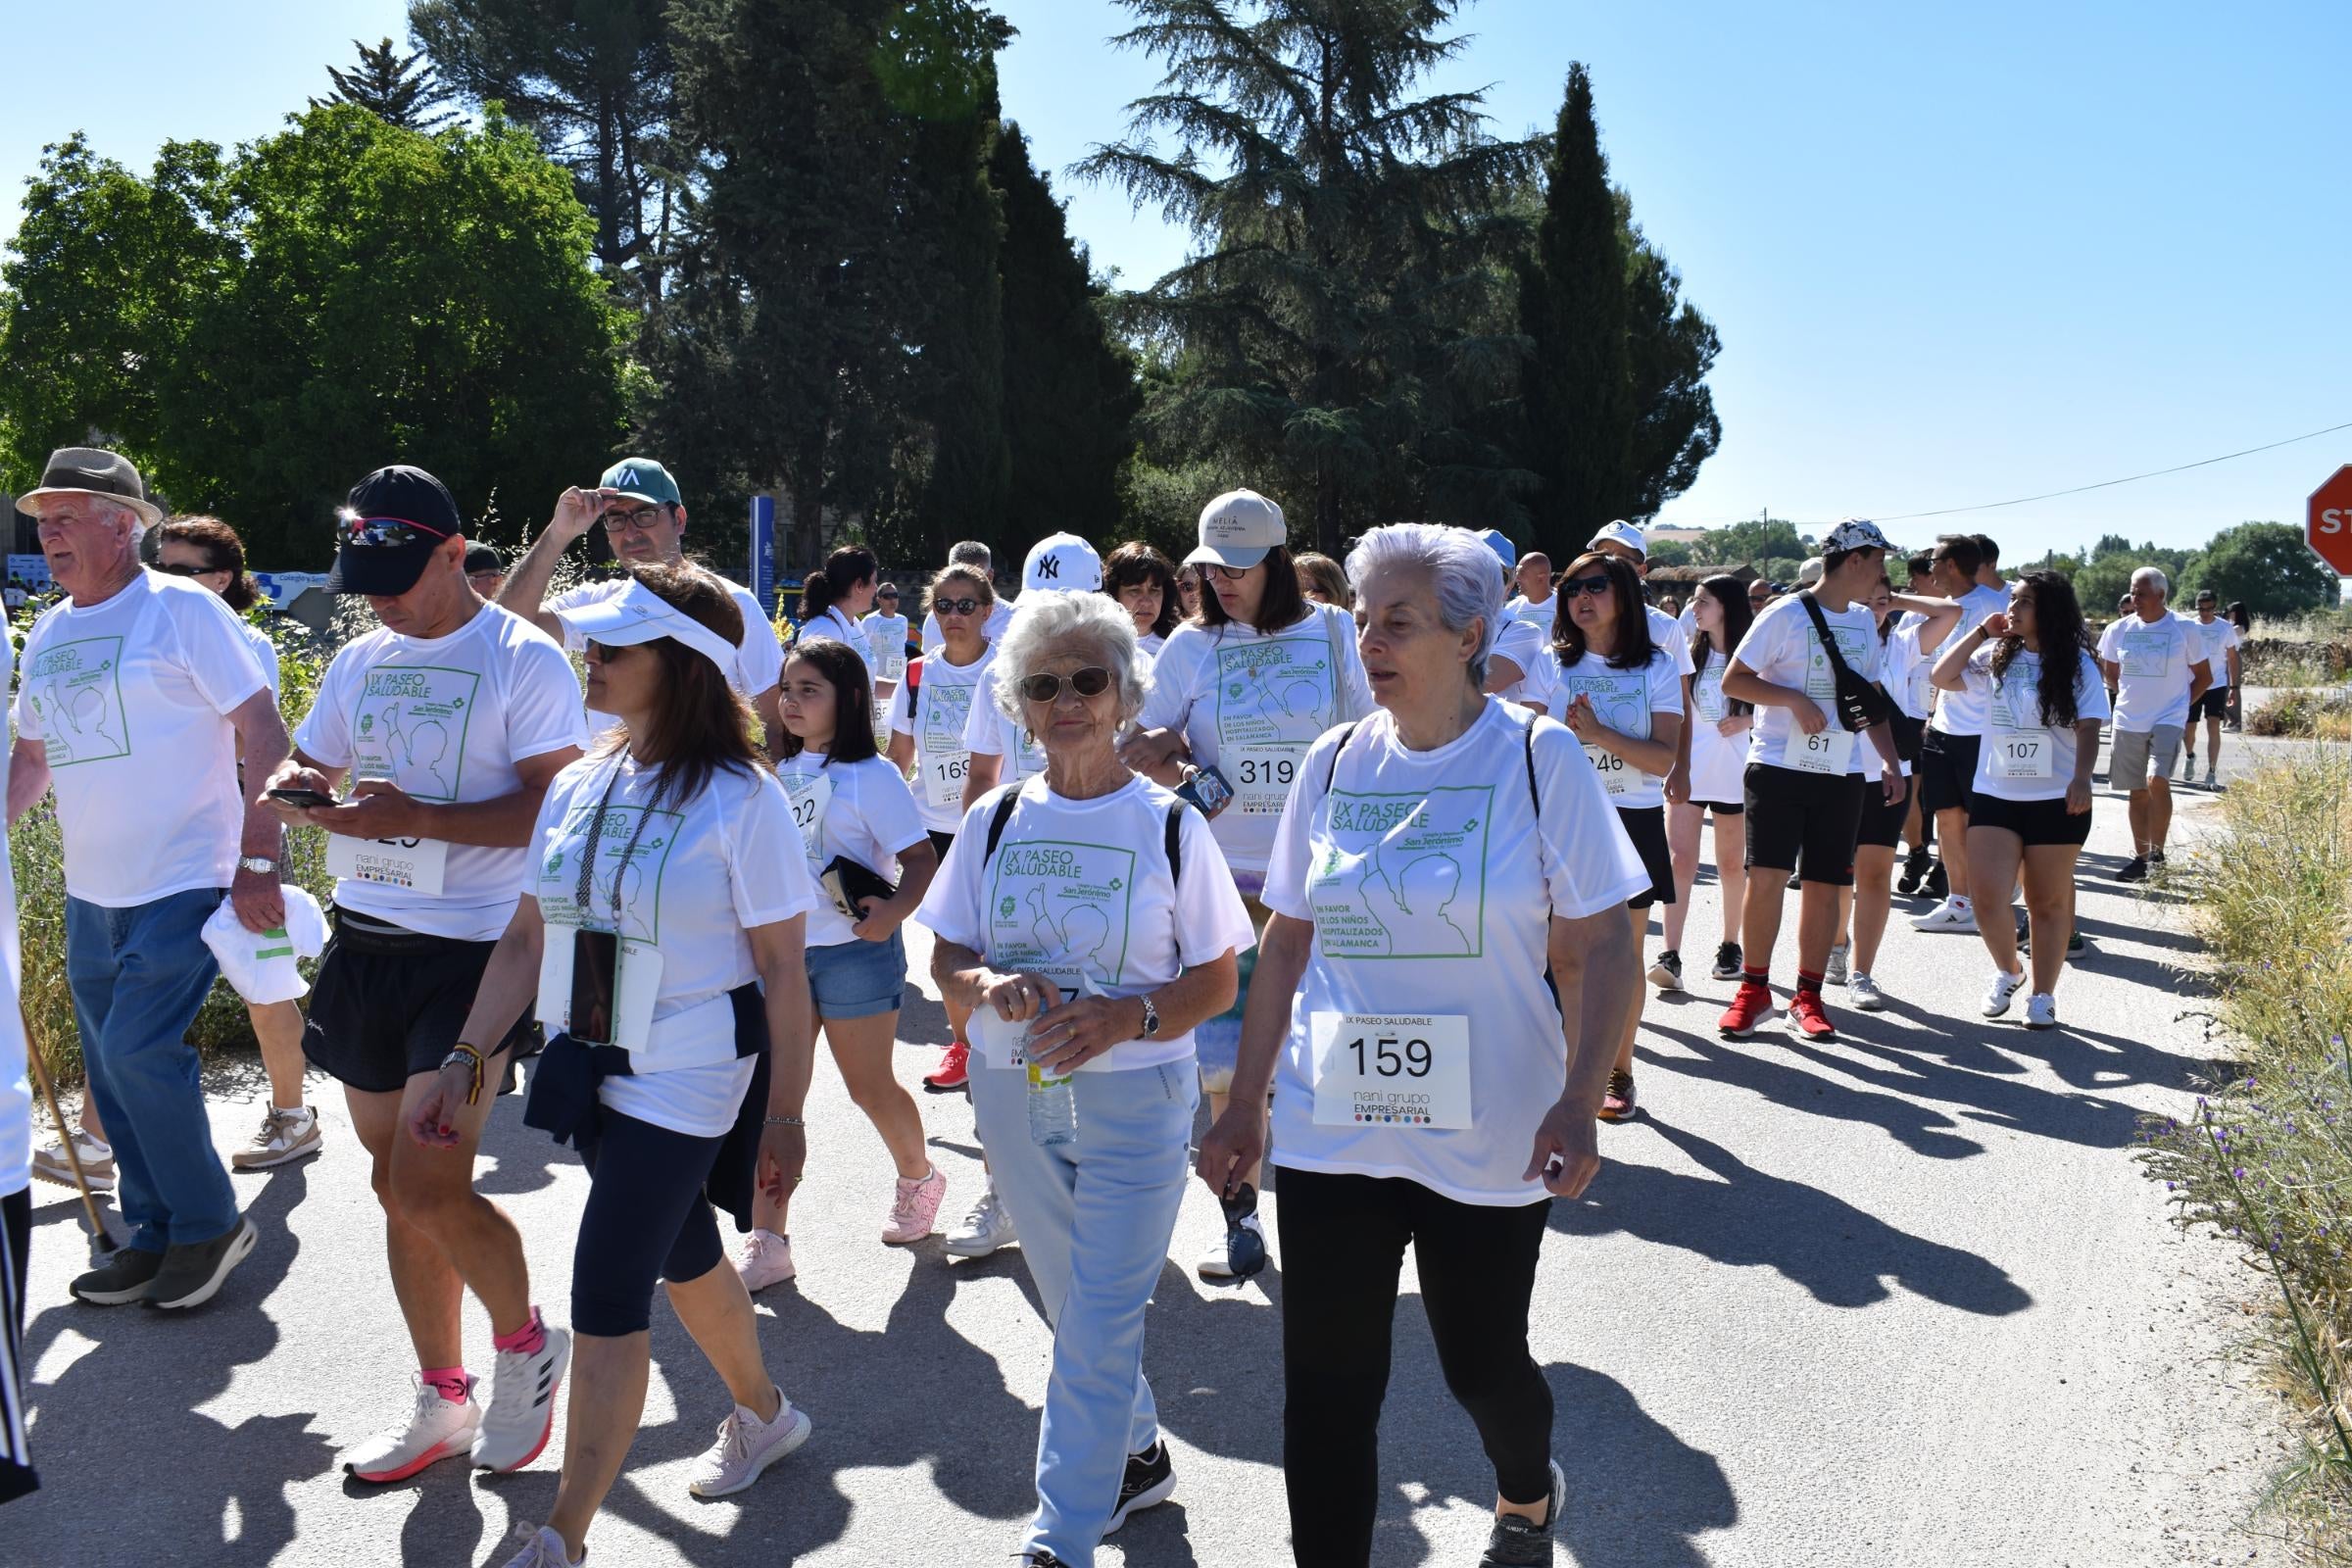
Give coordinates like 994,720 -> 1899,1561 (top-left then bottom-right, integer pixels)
327,466 -> 465,596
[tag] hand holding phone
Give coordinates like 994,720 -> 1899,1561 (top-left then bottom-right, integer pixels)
267,787 -> 336,810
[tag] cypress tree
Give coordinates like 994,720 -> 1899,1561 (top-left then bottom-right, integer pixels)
313,37 -> 460,131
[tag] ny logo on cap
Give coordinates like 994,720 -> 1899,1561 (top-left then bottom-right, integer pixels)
1037,556 -> 1061,580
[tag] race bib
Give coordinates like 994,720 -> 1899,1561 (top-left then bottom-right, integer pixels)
1310,1011 -> 1472,1129
327,833 -> 449,897
1988,733 -> 2053,780
1782,726 -> 1854,775
1585,745 -> 1636,797
923,751 -> 969,808
778,767 -> 833,856
1231,743 -> 1304,814
537,927 -> 663,1049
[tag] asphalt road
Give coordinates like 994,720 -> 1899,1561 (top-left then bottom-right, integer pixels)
0,780 -> 2298,1568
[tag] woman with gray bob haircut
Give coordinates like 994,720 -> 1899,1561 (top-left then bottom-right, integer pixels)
1197,521 -> 1647,1567
915,589 -> 1255,1566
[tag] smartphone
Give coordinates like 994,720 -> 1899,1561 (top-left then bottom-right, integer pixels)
1176,764 -> 1235,816
569,928 -> 619,1046
268,787 -> 336,809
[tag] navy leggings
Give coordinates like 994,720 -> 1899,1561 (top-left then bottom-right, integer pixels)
571,1109 -> 728,1337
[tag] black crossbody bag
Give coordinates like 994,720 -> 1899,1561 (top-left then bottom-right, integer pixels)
1799,592 -> 1886,732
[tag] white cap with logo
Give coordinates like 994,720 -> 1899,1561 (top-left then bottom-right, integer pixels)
1587,519 -> 1648,560
1021,531 -> 1103,593
1187,489 -> 1287,570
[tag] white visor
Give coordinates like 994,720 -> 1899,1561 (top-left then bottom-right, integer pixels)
558,576 -> 740,674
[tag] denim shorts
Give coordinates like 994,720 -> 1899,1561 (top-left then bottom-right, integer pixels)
807,929 -> 908,1018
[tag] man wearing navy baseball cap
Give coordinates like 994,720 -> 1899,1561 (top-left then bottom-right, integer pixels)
266,462 -> 588,1484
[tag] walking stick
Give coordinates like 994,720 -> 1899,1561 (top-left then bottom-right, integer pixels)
21,1019 -> 110,1250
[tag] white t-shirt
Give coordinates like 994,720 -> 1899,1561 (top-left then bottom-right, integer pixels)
0,634 -> 30,1200
858,612 -> 909,685
961,665 -> 1046,784
1262,702 -> 1648,1205
550,574 -> 784,728
1647,604 -> 1696,678
15,572 -> 270,906
774,752 -> 928,950
1733,592 -> 1885,775
1503,593 -> 1555,638
241,622 -> 281,697
1135,605 -> 1375,876
1521,645 -> 1685,810
800,604 -> 874,680
886,643 -> 996,833
915,775 -> 1254,1073
530,755 -> 816,1135
922,600 -> 1014,648
1927,585 -> 2012,735
1137,631 -> 1166,663
2096,613 -> 2206,733
1963,644 -> 2109,803
1883,612 -> 1935,721
296,605 -> 586,941
1686,646 -> 1748,806
1488,615 -> 1545,700
2190,616 -> 2240,690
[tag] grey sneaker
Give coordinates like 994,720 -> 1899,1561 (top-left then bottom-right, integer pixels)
230,1106 -> 321,1171
147,1216 -> 259,1310
70,1246 -> 165,1305
1824,944 -> 1849,987
1481,1459 -> 1567,1564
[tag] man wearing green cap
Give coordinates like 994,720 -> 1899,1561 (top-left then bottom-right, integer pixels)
500,460 -> 787,750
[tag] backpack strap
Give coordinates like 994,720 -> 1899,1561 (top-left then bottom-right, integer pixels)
1322,720 -> 1363,794
906,656 -> 923,722
980,780 -> 1022,865
981,779 -> 1185,892
1523,709 -> 1541,816
1164,801 -> 1185,891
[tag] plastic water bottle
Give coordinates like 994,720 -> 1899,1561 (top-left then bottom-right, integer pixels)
1026,1061 -> 1077,1147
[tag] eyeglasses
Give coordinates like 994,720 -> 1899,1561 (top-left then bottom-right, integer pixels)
1016,666 -> 1113,704
1559,573 -> 1614,599
157,561 -> 222,577
583,639 -> 640,662
934,597 -> 985,616
600,505 -> 666,534
1204,563 -> 1252,581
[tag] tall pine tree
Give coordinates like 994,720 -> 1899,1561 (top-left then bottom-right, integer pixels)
1081,0 -> 1542,554
992,121 -> 1138,551
313,37 -> 460,131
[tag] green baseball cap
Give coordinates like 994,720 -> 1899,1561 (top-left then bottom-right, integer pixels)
599,457 -> 682,508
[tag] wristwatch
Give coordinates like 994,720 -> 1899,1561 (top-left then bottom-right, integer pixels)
1139,994 -> 1162,1039
237,855 -> 279,875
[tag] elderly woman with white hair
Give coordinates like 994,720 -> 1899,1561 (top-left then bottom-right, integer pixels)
1196,522 -> 1646,1568
918,589 -> 1253,1568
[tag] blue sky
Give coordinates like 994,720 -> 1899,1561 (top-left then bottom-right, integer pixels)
7,1 -> 2345,557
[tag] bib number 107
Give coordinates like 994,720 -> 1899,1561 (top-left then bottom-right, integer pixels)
1346,1033 -> 1432,1079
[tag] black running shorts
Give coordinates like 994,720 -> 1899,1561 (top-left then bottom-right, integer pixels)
1742,762 -> 1866,887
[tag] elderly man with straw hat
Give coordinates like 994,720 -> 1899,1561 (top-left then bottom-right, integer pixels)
6,447 -> 291,1312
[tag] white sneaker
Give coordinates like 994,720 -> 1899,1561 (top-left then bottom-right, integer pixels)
943,1182 -> 1019,1258
1982,969 -> 2028,1018
344,1375 -> 480,1484
2024,993 -> 2059,1030
495,1525 -> 578,1567
735,1228 -> 796,1293
1911,898 -> 1979,933
473,1322 -> 570,1472
32,1130 -> 115,1194
1848,972 -> 1887,1011
230,1105 -> 321,1171
1824,944 -> 1849,987
687,1389 -> 812,1497
1199,1211 -> 1266,1280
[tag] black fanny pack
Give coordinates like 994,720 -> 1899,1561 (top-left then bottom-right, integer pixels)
1800,592 -> 1886,733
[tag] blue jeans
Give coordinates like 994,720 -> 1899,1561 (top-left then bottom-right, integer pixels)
65,890 -> 238,1253
971,1057 -> 1199,1566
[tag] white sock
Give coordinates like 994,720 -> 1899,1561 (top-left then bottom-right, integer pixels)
1948,894 -> 1971,910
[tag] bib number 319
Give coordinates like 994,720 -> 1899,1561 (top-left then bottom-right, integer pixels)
1311,1012 -> 1472,1129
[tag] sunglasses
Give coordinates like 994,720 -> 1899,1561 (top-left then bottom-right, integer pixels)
600,505 -> 666,534
1559,573 -> 1614,599
878,590 -> 900,601
345,516 -> 448,548
1016,666 -> 1113,704
157,561 -> 223,577
934,597 -> 986,616
583,639 -> 640,662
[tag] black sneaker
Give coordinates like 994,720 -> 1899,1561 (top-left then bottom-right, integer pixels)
2149,849 -> 2167,868
1019,1552 -> 1072,1567
70,1246 -> 165,1306
1785,869 -> 1802,891
1480,1459 -> 1567,1565
146,1215 -> 258,1310
1710,941 -> 1742,981
2067,928 -> 2087,956
2116,857 -> 2148,884
1646,950 -> 1683,992
1104,1440 -> 1175,1534
1895,847 -> 1931,896
1922,860 -> 1949,901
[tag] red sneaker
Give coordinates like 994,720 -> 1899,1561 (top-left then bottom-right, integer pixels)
1718,980 -> 1774,1038
1787,989 -> 1837,1041
923,1040 -> 971,1093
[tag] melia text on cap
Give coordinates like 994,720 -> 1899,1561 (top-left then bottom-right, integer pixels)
17,447 -> 164,526
1022,531 -> 1103,593
1822,517 -> 1892,555
1186,488 -> 1287,570
1586,519 -> 1648,559
325,465 -> 465,597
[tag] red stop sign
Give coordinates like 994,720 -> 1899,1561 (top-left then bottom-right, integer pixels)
2310,465 -> 2352,575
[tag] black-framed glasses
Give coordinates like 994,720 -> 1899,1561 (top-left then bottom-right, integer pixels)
877,589 -> 901,601
1560,573 -> 1613,599
934,596 -> 985,616
600,505 -> 666,534
583,639 -> 641,662
1204,563 -> 1252,581
1016,666 -> 1113,704
157,561 -> 222,577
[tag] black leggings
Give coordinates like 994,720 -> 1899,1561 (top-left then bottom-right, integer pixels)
572,1108 -> 729,1337
1274,1164 -> 1552,1567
